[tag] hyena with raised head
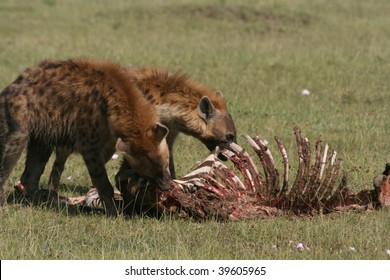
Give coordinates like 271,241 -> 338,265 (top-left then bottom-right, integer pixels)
47,66 -> 236,192
0,59 -> 170,216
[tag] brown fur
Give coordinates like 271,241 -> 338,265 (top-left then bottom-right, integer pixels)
0,59 -> 170,216
116,67 -> 237,212
129,67 -> 234,142
47,66 -> 236,192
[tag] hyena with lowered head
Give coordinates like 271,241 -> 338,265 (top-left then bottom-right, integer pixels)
0,59 -> 170,216
47,66 -> 237,192
116,67 -> 237,213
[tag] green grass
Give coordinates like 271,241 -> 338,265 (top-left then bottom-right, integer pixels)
0,0 -> 389,259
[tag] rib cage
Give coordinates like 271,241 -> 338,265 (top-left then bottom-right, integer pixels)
13,128 -> 389,220
110,127 -> 386,220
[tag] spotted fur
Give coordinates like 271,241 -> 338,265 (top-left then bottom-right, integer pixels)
48,66 -> 236,192
0,59 -> 170,215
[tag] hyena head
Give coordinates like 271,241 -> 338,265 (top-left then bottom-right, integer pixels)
196,92 -> 237,154
130,67 -> 236,154
116,123 -> 171,190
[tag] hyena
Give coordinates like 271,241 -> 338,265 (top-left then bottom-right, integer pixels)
47,66 -> 237,193
0,59 -> 170,216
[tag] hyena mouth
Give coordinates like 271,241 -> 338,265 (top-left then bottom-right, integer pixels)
217,153 -> 228,161
202,144 -> 225,161
154,177 -> 170,190
152,169 -> 171,191
204,140 -> 233,162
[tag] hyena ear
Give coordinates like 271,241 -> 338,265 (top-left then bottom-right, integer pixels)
197,96 -> 216,120
116,138 -> 131,155
215,91 -> 224,98
153,122 -> 169,144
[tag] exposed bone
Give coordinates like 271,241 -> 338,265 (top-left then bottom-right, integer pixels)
14,128 -> 388,221
319,144 -> 329,179
274,136 -> 289,192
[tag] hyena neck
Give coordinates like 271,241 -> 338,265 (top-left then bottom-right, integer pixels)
157,103 -> 197,134
131,67 -> 213,135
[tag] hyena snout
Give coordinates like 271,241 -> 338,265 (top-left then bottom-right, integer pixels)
154,168 -> 171,190
215,132 -> 237,161
122,154 -> 171,190
215,131 -> 237,149
225,133 -> 236,144
116,122 -> 171,190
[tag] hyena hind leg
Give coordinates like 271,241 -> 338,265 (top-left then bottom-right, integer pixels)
0,131 -> 29,207
48,146 -> 72,190
20,137 -> 53,196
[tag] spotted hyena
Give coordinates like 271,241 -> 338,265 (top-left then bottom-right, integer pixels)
0,59 -> 170,216
47,66 -> 237,193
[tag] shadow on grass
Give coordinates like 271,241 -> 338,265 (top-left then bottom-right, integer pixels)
6,183 -> 162,220
6,184 -> 105,217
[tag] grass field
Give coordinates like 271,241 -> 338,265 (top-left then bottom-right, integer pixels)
0,0 -> 389,260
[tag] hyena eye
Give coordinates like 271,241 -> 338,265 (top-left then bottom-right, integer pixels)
226,133 -> 236,143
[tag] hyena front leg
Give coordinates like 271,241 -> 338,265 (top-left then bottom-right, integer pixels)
0,131 -> 29,206
166,131 -> 179,179
20,137 -> 53,196
48,146 -> 72,190
81,148 -> 117,217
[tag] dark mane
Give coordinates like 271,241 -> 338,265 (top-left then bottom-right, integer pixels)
133,67 -> 193,93
129,67 -> 227,110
